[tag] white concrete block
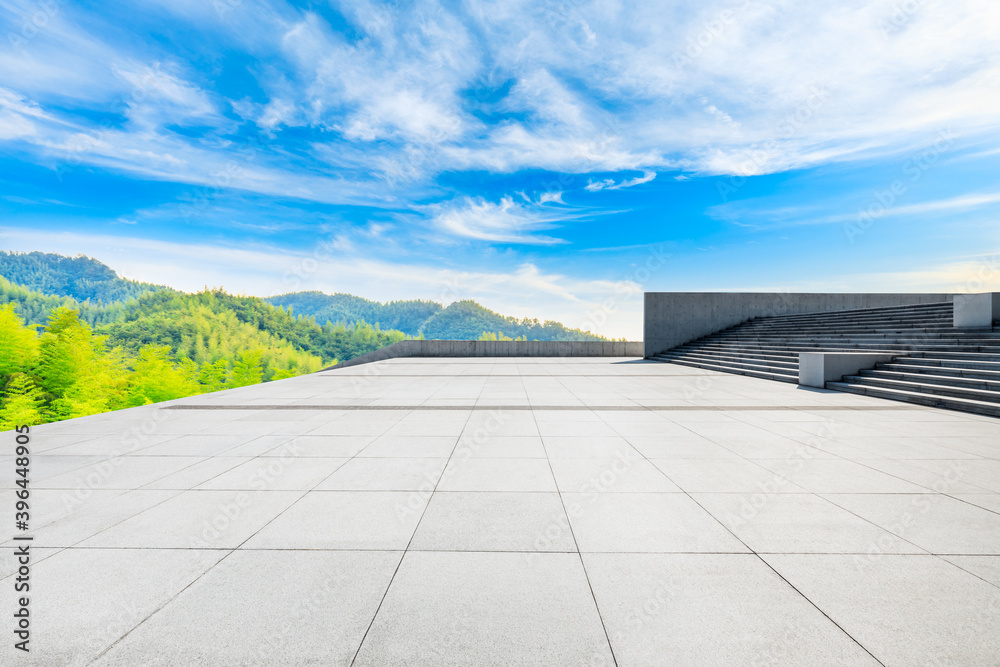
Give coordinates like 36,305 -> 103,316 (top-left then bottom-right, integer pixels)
799,352 -> 897,388
953,292 -> 999,328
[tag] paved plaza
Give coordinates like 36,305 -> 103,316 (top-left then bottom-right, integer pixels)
4,357 -> 1000,665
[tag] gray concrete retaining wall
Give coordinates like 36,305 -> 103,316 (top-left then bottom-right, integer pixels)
643,292 -> 955,357
324,340 -> 644,370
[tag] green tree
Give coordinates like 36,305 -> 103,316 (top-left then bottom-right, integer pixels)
125,345 -> 201,406
198,359 -> 229,393
35,307 -> 98,398
50,347 -> 130,420
0,373 -> 45,430
228,349 -> 264,388
0,304 -> 38,376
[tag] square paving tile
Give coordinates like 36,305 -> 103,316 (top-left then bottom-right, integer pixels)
563,492 -> 749,553
242,490 -> 427,549
316,457 -> 447,491
353,551 -> 614,666
93,550 -> 401,666
409,491 -> 574,552
551,457 -> 680,493
584,553 -> 879,666
79,489 -> 301,549
694,493 -> 925,554
651,458 -> 807,493
436,458 -> 557,492
821,493 -> 1000,554
22,548 -> 225,665
763,554 -> 1000,666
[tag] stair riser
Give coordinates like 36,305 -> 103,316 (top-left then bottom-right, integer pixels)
827,383 -> 1000,418
877,364 -> 1000,381
840,376 -> 1000,403
859,370 -> 1000,392
656,358 -> 798,383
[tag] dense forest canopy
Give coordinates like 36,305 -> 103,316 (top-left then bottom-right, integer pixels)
266,291 -> 442,337
0,251 -> 613,428
266,293 -> 606,341
0,251 -> 165,304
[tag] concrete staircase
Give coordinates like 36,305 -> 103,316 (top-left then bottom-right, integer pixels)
650,301 -> 1000,417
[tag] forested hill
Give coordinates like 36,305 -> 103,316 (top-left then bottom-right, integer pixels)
419,300 -> 605,341
0,251 -> 609,428
0,252 -> 607,342
266,293 -> 606,341
0,251 -> 165,303
265,291 -> 442,337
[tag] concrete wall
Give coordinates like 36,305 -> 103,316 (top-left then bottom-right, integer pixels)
953,292 -> 1000,327
324,339 -> 643,370
643,292 -> 955,357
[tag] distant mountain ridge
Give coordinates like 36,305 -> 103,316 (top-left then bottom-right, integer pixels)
265,291 -> 606,342
0,252 -> 607,341
0,251 -> 165,304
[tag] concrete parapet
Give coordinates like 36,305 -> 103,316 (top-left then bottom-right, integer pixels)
644,292 -> 956,357
323,340 -> 643,370
798,352 -> 898,388
953,292 -> 1000,328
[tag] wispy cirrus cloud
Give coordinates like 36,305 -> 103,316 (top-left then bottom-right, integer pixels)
585,170 -> 656,192
428,195 -> 577,244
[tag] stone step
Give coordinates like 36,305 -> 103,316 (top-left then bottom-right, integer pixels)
756,303 -> 952,322
673,346 -> 800,363
752,312 -> 952,321
661,350 -> 799,371
839,375 -> 1000,404
888,358 -> 1000,372
651,356 -> 799,383
877,363 -> 1000,382
718,327 -> 966,336
858,369 -> 1000,392
750,315 -> 953,328
654,299 -> 1000,417
827,381 -> 1000,418
699,341 -> 1000,353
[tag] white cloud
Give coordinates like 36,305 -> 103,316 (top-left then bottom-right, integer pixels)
4,0 -> 1000,191
0,226 -> 643,338
585,170 -> 656,192
712,191 -> 1000,229
538,191 -> 565,204
430,195 -> 573,244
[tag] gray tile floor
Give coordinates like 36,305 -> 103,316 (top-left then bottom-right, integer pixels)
2,357 -> 999,665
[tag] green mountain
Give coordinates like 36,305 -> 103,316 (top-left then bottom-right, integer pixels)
0,251 -> 164,304
265,291 -> 441,337
266,292 -> 606,341
419,300 -> 605,341
0,251 -> 611,429
0,253 -> 607,342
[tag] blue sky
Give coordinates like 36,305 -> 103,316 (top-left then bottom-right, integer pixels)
1,0 -> 999,338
